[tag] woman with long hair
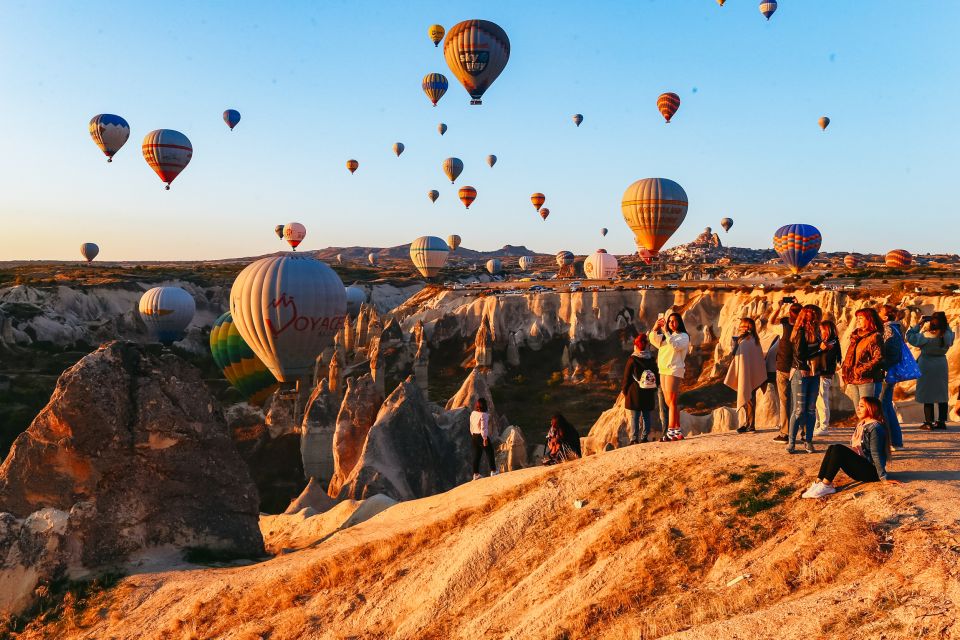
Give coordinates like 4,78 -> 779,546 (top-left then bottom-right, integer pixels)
879,304 -> 906,448
907,311 -> 955,430
813,319 -> 842,437
543,413 -> 582,465
620,333 -> 658,444
841,308 -> 884,407
724,317 -> 767,433
802,396 -> 896,499
469,397 -> 497,480
788,305 -> 823,454
649,311 -> 690,434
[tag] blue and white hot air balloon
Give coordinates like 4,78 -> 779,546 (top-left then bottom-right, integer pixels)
773,224 -> 822,274
486,258 -> 503,275
345,286 -> 367,316
89,114 -> 130,162
139,286 -> 196,345
223,109 -> 241,131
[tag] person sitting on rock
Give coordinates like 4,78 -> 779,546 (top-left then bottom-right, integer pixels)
470,398 -> 497,480
542,413 -> 581,465
620,333 -> 658,444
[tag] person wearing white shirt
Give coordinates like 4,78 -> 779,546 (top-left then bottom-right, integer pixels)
469,398 -> 497,480
649,312 -> 691,432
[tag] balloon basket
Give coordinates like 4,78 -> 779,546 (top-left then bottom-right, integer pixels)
470,99 -> 482,105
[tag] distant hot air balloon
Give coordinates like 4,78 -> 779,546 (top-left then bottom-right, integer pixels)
556,251 -> 574,267
274,225 -> 285,240
422,73 -> 449,106
209,312 -> 278,407
283,222 -> 306,250
486,258 -> 502,275
89,114 -> 130,162
720,217 -> 734,233
447,234 -> 461,251
818,116 -> 830,131
885,249 -> 912,268
230,255 -> 346,383
393,142 -> 405,157
573,114 -> 583,127
540,208 -> 550,221
600,227 -> 608,237
368,252 -> 378,266
344,286 -> 367,316
530,193 -> 545,211
459,186 -> 477,209
142,129 -> 192,190
760,0 -> 778,20
139,286 -> 196,345
621,177 -> 689,256
486,154 -> 497,168
410,236 -> 450,278
80,242 -> 99,262
336,254 -> 343,264
428,190 -> 440,204
518,256 -> 534,271
438,123 -> 447,136
773,224 -> 822,274
717,0 -> 726,5
843,254 -> 862,269
223,109 -> 241,131
346,159 -> 359,174
443,20 -> 510,105
442,157 -> 464,183
584,250 -> 618,279
428,24 -> 445,47
657,92 -> 681,123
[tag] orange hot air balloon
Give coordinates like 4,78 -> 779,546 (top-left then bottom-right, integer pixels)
458,186 -> 477,209
443,20 -> 510,105
818,116 -> 831,131
657,92 -> 681,123
621,178 -> 688,256
885,249 -> 912,268
540,207 -> 550,221
843,254 -> 862,269
428,24 -> 445,47
346,159 -> 359,174
530,193 -> 545,211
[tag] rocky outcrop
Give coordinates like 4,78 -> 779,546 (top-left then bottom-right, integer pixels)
496,426 -> 527,472
328,375 -> 383,497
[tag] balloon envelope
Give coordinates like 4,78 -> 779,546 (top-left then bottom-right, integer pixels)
773,224 -> 822,273
346,159 -> 359,174
518,256 -> 534,270
540,208 -> 550,221
274,225 -> 284,239
428,24 -> 445,46
344,286 -> 367,316
443,20 -> 510,105
458,186 -> 477,209
142,129 -> 192,189
283,222 -> 306,250
139,286 -> 196,345
210,312 -> 278,407
530,193 -> 545,211
556,251 -> 574,267
393,142 -> 405,157
720,217 -> 733,233
885,249 -> 912,268
486,154 -> 497,168
428,190 -> 440,203
447,234 -> 461,251
485,258 -> 502,275
442,157 -> 464,183
760,0 -> 778,19
843,254 -> 862,269
573,114 -> 583,127
80,242 -> 99,262
584,251 -> 618,279
818,116 -> 830,131
89,114 -> 130,162
438,123 -> 447,135
368,252 -> 378,266
223,109 -> 241,131
410,236 -> 450,278
600,227 -> 608,237
422,73 -> 448,106
657,92 -> 681,123
621,177 -> 688,255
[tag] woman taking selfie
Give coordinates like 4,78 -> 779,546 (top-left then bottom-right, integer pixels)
907,311 -> 955,430
649,312 -> 690,433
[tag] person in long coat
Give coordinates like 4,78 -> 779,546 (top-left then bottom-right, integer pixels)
907,311 -> 955,430
725,318 -> 768,433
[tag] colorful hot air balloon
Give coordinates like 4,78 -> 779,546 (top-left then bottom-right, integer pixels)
368,252 -> 378,266
428,24 -> 445,47
393,142 -> 405,157
818,116 -> 830,131
230,255 -> 346,383
223,109 -> 241,131
721,217 -> 734,233
422,73 -> 449,107
142,129 -> 192,190
428,190 -> 440,204
540,208 -> 550,221
621,178 -> 689,256
443,20 -> 510,105
410,236 -> 450,278
530,193 -> 545,211
80,242 -> 99,262
843,254 -> 863,269
89,114 -> 130,162
486,154 -> 497,168
600,227 -> 608,237
657,92 -> 681,123
438,123 -> 447,136
518,256 -> 534,271
139,286 -> 196,345
346,159 -> 359,174
485,258 -> 502,275
447,234 -> 461,251
210,312 -> 278,407
760,0 -> 778,20
885,249 -> 912,268
344,286 -> 367,316
584,250 -> 618,279
442,157 -> 464,183
459,186 -> 477,209
573,114 -> 583,127
556,251 -> 574,267
274,225 -> 284,240
283,222 -> 306,250
773,224 -> 822,274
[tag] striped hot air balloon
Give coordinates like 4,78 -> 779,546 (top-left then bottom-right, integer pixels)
530,193 -> 545,211
573,114 -> 583,127
139,286 -> 196,345
540,208 -> 550,221
428,190 -> 440,203
410,236 -> 450,278
459,186 -> 477,209
210,312 -> 278,407
422,73 -> 448,106
283,222 -> 306,250
621,178 -> 688,256
584,250 -> 618,280
843,254 -> 863,269
773,224 -> 822,274
442,157 -> 463,183
80,242 -> 99,262
760,0 -> 778,20
142,129 -> 192,189
447,234 -> 461,251
444,20 -> 511,105
518,256 -> 534,271
393,142 -> 405,157
346,159 -> 359,174
486,258 -> 502,275
344,286 -> 367,316
657,92 -> 681,123
885,249 -> 912,268
223,109 -> 241,131
556,251 -> 574,267
89,114 -> 130,162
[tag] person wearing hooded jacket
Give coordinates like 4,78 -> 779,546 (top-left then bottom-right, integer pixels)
621,333 -> 659,444
724,318 -> 767,433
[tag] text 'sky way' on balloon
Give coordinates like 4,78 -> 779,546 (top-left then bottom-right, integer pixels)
89,114 -> 130,162
760,0 -> 777,20
428,24 -> 445,47
428,189 -> 440,203
556,251 -> 574,267
540,208 -> 550,221
843,254 -> 863,269
486,154 -> 497,168
621,178 -> 688,257
230,254 -> 346,383
530,193 -> 545,211
346,159 -> 359,174
410,236 -> 450,278
422,73 -> 449,106
773,224 -> 822,274
818,116 -> 830,131
572,114 -> 583,127
274,224 -> 285,240
139,286 -> 196,346
210,312 -> 278,407
142,129 -> 192,189
720,217 -> 734,233
485,258 -> 502,275
518,256 -> 534,270
345,286 -> 367,316
600,227 -> 608,237
443,20 -> 510,105
885,249 -> 912,268
458,186 -> 477,209
442,157 -> 464,183
223,109 -> 241,131
80,242 -> 99,262
447,234 -> 461,251
393,142 -> 405,157
438,122 -> 448,135
283,222 -> 306,250
657,92 -> 681,123
584,250 -> 618,279
368,252 -> 378,266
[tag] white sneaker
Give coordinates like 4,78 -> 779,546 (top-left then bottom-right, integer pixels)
472,473 -> 481,481
801,481 -> 820,498
813,427 -> 830,437
489,470 -> 498,477
804,482 -> 836,499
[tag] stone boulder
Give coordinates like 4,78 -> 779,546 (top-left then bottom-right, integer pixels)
496,426 -> 528,472
328,375 -> 383,497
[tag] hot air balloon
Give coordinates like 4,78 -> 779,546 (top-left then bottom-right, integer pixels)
443,20 -> 510,105
621,177 -> 689,256
720,217 -> 734,233
518,256 -> 534,271
486,154 -> 497,168
447,234 -> 461,251
573,114 -> 583,127
422,73 -> 449,106
600,227 -> 608,237
428,24 -> 445,47
584,250 -> 618,280
540,208 -> 550,221
773,224 -> 822,274
336,254 -> 343,265
368,252 -> 378,266
843,254 -> 862,269
438,123 -> 447,136
410,236 -> 450,278
442,157 -> 463,183
885,249 -> 912,268
818,116 -> 830,131
230,255 -> 346,383
274,225 -> 284,240
717,0 -> 726,5
139,286 -> 196,345
637,247 -> 654,265
393,142 -> 405,157
428,190 -> 440,203
283,222 -> 306,250
223,109 -> 241,131
459,186 -> 477,209
556,251 -> 574,267
344,286 -> 367,316
89,114 -> 130,162
531,193 -> 545,211
760,0 -> 777,20
80,243 -> 99,262
209,312 -> 278,407
486,258 -> 502,275
346,159 -> 359,174
142,129 -> 192,190
657,92 -> 681,123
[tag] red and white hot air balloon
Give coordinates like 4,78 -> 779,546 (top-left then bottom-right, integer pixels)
283,222 -> 306,250
142,129 -> 192,189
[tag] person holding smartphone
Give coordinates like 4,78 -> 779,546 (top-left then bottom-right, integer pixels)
771,300 -> 803,442
813,319 -> 842,437
907,311 -> 954,430
649,311 -> 690,433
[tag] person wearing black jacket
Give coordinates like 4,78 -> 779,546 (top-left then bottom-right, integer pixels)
620,333 -> 659,444
771,301 -> 803,442
813,319 -> 842,437
788,305 -> 824,454
879,304 -> 905,448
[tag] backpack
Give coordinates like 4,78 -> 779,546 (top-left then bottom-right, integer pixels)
885,326 -> 921,383
636,369 -> 658,389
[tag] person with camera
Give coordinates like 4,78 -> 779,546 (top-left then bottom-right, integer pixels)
649,312 -> 690,433
841,308 -> 885,407
724,318 -> 767,433
907,311 -> 955,430
880,304 -> 906,448
813,319 -> 842,437
621,333 -> 658,444
788,305 -> 824,454
771,299 -> 803,442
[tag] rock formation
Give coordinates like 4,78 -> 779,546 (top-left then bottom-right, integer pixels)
300,378 -> 340,483
474,316 -> 493,368
496,426 -> 528,472
328,374 -> 383,497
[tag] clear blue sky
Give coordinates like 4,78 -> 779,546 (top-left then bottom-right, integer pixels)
0,0 -> 956,261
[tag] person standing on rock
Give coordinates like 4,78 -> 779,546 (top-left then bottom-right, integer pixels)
621,333 -> 658,444
841,308 -> 884,409
907,311 -> 955,431
725,318 -> 767,433
788,305 -> 824,454
649,312 -> 690,434
879,304 -> 906,448
470,398 -> 497,480
771,301 -> 803,443
813,319 -> 842,437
